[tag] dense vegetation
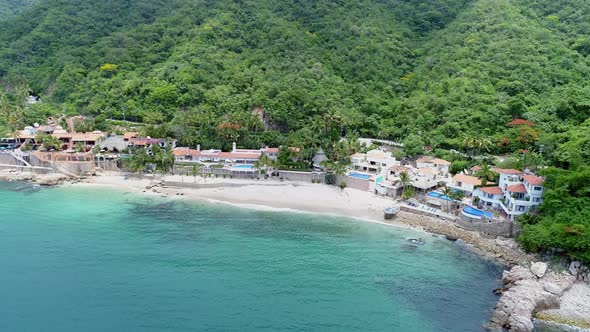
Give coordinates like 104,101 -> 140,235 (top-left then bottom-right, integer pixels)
0,0 -> 40,20
0,0 -> 589,261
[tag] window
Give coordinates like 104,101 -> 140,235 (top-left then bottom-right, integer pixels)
534,186 -> 542,191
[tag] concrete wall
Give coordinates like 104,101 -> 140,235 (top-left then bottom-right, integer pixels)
455,218 -> 520,238
54,161 -> 95,176
0,154 -> 18,165
335,175 -> 370,191
0,164 -> 53,174
278,170 -> 325,183
399,205 -> 455,221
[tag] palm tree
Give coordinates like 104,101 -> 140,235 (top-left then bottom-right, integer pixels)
38,133 -> 61,151
399,171 -> 413,199
254,154 -> 275,175
189,164 -> 202,183
462,135 -> 476,156
475,164 -> 497,185
441,186 -> 453,212
477,137 -> 493,155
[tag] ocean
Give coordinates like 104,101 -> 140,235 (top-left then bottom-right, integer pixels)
0,181 -> 503,331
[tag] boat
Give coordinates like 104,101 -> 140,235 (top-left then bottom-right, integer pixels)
383,206 -> 400,220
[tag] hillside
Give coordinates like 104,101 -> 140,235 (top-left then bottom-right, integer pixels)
0,0 -> 40,20
0,0 -> 588,155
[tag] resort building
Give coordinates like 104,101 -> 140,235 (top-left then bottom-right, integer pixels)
449,173 -> 482,195
415,156 -> 451,175
350,149 -> 400,175
473,169 -> 545,221
99,135 -> 130,153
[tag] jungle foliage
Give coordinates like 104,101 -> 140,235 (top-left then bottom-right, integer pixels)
1,0 -> 589,260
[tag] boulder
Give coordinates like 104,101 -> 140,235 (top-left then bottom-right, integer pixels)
503,266 -> 534,286
543,282 -> 563,296
531,262 -> 548,278
35,173 -> 69,186
569,261 -> 582,275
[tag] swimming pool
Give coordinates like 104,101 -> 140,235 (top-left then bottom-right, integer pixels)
348,172 -> 371,180
232,164 -> 255,169
462,206 -> 493,219
427,192 -> 452,201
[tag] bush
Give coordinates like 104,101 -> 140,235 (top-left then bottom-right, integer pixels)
339,181 -> 347,189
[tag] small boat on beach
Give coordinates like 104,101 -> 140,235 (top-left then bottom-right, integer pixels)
383,207 -> 400,220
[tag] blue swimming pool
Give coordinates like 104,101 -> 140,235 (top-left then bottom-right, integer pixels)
462,206 -> 493,219
232,164 -> 255,169
427,192 -> 453,201
348,172 -> 371,180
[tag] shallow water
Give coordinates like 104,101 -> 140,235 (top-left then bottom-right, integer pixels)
0,181 -> 504,331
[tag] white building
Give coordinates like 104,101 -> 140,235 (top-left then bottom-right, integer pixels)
473,169 -> 545,221
416,156 -> 451,175
449,173 -> 483,195
350,149 -> 400,175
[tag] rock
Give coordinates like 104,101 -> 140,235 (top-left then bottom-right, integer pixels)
543,282 -> 563,296
503,266 -> 534,286
445,235 -> 458,241
34,173 -> 69,185
490,265 -> 563,332
531,262 -> 548,278
569,261 -> 582,276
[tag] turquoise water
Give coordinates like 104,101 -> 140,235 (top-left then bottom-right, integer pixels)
0,181 -> 503,331
348,172 -> 371,180
427,191 -> 453,201
232,164 -> 255,169
463,206 -> 494,219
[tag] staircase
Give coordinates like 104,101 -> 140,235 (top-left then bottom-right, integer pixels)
9,151 -> 32,167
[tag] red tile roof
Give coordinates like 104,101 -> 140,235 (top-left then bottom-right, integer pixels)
416,156 -> 433,163
507,183 -> 527,193
453,174 -> 482,186
124,132 -> 139,139
265,148 -> 279,153
431,158 -> 451,166
173,148 -> 190,157
522,174 -> 544,186
480,186 -> 504,195
496,168 -> 522,175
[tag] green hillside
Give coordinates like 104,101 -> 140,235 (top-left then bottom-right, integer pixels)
1,0 -> 589,262
0,0 -> 588,153
0,0 -> 40,20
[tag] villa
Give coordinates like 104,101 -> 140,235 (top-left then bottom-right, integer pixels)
449,173 -> 483,195
473,169 -> 545,221
350,149 -> 400,175
415,156 -> 451,175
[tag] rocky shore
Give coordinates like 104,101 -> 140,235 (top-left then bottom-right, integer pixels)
0,169 -> 71,186
487,262 -> 590,332
393,211 -> 533,266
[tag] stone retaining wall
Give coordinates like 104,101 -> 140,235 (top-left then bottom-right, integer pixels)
278,170 -> 325,183
455,217 -> 520,238
335,175 -> 370,191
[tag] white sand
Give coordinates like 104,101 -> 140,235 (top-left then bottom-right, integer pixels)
78,174 -> 400,223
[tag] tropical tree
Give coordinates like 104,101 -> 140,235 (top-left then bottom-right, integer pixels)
475,164 -> 497,185
399,171 -> 414,199
254,154 -> 275,174
441,186 -> 453,212
37,133 -> 61,151
75,141 -> 86,152
0,84 -> 28,138
190,164 -> 202,182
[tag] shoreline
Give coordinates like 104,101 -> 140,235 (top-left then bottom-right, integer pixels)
69,174 -> 532,266
3,171 -> 589,331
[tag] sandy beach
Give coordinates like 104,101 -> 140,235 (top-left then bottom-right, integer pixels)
71,173 -> 533,266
